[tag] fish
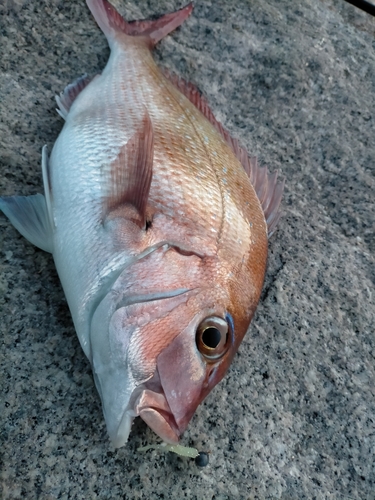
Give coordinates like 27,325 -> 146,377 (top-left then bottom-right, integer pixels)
0,0 -> 284,448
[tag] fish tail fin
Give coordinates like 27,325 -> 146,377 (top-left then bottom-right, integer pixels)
86,0 -> 193,47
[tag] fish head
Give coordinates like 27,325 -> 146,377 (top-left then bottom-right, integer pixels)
90,207 -> 267,447
141,233 -> 268,445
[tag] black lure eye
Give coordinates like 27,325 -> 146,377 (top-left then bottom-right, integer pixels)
196,316 -> 230,361
195,451 -> 209,467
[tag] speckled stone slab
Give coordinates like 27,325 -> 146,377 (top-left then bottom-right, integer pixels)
1,0 -> 374,498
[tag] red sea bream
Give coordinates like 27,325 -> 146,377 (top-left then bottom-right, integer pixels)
0,0 -> 284,447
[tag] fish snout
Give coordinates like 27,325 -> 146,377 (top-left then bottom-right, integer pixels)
134,380 -> 203,444
133,327 -> 209,443
143,331 -> 209,442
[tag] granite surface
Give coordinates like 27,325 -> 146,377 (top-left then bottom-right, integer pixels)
1,0 -> 375,498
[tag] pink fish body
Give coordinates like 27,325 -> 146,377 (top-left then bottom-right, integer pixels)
0,0 -> 283,447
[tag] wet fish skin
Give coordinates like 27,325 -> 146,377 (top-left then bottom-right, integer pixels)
0,0 -> 283,448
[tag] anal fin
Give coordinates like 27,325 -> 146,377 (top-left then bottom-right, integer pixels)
104,112 -> 154,228
0,194 -> 54,253
56,73 -> 98,119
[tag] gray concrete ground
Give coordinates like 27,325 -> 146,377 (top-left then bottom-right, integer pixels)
1,0 -> 374,498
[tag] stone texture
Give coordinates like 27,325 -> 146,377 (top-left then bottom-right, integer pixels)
1,0 -> 374,498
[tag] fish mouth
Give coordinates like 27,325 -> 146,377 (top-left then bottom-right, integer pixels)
98,369 -> 183,449
99,374 -> 182,448
132,366 -> 191,444
133,385 -> 181,444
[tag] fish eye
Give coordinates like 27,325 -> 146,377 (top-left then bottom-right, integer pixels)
196,316 -> 230,361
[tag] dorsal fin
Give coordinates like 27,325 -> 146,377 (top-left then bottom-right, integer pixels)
86,0 -> 193,48
56,74 -> 97,119
163,70 -> 285,237
104,112 -> 154,228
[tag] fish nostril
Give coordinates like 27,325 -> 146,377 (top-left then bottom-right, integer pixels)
208,367 -> 217,384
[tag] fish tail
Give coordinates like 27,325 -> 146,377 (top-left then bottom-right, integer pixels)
86,0 -> 193,48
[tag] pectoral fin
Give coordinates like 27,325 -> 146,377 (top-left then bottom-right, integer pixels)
104,112 -> 154,228
0,194 -> 54,253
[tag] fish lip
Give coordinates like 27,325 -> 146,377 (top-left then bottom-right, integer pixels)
133,386 -> 181,444
132,367 -> 193,443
